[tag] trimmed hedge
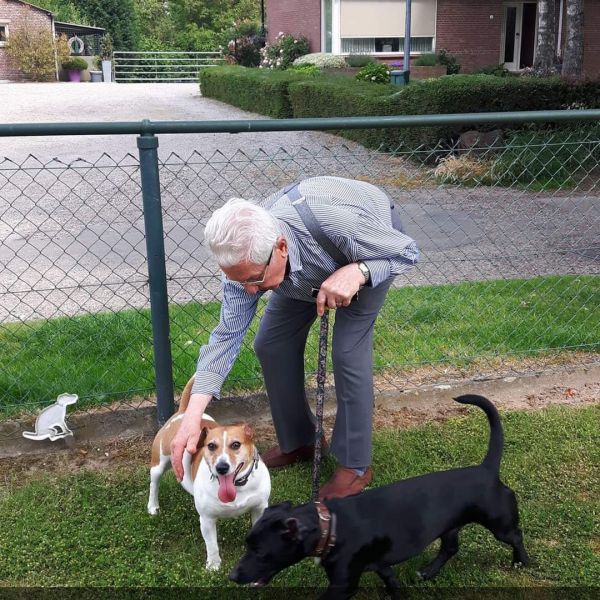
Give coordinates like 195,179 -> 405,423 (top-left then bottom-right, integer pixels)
199,66 -> 309,118
289,75 -> 600,152
200,68 -> 600,152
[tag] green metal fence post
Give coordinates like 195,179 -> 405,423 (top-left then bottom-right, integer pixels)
137,132 -> 174,425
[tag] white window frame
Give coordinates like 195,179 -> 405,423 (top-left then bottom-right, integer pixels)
328,1 -> 437,56
0,20 -> 10,47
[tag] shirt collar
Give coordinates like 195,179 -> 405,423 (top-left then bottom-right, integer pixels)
278,220 -> 302,274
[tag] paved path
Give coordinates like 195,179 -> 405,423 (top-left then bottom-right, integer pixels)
1,83 -> 598,322
1,82 -> 344,162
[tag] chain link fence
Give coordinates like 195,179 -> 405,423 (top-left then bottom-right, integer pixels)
1,113 -> 599,429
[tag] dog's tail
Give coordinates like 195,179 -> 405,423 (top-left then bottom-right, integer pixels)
177,376 -> 195,414
454,394 -> 503,473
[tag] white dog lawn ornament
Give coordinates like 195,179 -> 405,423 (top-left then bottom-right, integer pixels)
22,393 -> 78,442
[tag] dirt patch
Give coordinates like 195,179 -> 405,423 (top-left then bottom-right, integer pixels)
1,361 -> 598,488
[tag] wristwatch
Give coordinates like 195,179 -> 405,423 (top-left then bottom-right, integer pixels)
357,261 -> 370,288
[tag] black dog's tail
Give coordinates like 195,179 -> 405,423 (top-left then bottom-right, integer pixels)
454,394 -> 503,473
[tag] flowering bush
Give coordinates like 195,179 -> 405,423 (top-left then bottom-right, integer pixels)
222,20 -> 264,68
293,52 -> 346,69
260,32 -> 309,69
355,62 -> 390,84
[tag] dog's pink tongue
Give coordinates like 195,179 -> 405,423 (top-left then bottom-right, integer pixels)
217,473 -> 237,503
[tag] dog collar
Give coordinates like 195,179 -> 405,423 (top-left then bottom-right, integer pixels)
312,501 -> 337,560
234,448 -> 260,487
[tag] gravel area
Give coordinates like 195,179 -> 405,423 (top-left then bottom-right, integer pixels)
1,82 -> 599,322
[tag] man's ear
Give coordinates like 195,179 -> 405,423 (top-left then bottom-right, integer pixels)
276,235 -> 288,257
283,517 -> 306,542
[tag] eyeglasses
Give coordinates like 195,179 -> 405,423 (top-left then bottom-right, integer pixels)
227,249 -> 273,286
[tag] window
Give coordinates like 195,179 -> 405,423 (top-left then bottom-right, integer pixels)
0,22 -> 9,46
339,0 -> 436,54
341,36 -> 434,54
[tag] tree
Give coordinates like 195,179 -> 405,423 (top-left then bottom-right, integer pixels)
562,0 -> 585,78
134,0 -> 176,50
73,0 -> 139,50
533,0 -> 556,75
33,0 -> 85,24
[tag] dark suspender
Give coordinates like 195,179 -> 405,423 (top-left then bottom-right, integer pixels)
265,183 -> 349,267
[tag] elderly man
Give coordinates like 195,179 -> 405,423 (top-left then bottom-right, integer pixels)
171,176 -> 418,500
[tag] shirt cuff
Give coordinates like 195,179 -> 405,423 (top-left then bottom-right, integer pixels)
361,259 -> 391,287
191,371 -> 226,399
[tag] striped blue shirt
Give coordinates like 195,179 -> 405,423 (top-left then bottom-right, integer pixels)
192,176 -> 419,398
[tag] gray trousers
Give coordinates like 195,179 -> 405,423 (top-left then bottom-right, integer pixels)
253,278 -> 393,468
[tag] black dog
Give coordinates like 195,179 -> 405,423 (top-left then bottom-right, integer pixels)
229,395 -> 529,599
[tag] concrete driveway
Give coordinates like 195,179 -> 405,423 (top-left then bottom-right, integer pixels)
1,82 -> 598,322
0,82 -> 340,162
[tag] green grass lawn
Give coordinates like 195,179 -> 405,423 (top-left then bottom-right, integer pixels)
1,404 -> 598,589
1,275 -> 598,413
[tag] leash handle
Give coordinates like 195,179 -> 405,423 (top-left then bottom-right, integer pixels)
311,311 -> 329,502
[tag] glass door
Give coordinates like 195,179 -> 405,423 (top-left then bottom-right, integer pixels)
503,4 -> 522,71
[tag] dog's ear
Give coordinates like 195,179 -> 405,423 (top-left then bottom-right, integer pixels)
283,517 -> 306,542
197,427 -> 209,450
243,422 -> 254,442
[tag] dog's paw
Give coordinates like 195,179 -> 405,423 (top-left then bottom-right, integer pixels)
512,561 -> 525,569
147,505 -> 160,516
206,559 -> 222,571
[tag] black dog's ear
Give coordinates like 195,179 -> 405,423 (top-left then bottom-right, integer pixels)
283,517 -> 305,541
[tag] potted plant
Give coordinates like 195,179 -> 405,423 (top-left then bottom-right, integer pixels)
90,55 -> 103,82
62,56 -> 88,82
99,33 -> 113,83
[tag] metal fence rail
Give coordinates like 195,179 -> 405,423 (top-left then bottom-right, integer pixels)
0,112 -> 599,424
113,51 -> 224,83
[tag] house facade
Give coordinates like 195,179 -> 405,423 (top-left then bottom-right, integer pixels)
266,0 -> 600,78
0,0 -> 54,81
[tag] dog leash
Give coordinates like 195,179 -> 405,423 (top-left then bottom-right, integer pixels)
311,312 -> 329,502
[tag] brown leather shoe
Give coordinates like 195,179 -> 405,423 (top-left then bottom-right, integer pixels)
318,466 -> 373,500
261,438 -> 328,469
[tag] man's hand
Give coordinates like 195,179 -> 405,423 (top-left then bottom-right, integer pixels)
316,263 -> 365,316
170,393 -> 212,481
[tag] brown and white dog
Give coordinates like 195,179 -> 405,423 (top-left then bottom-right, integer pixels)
147,377 -> 271,570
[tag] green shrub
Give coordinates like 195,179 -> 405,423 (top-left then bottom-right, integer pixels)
437,48 -> 461,74
260,32 -> 309,69
99,33 -> 113,60
473,64 -> 511,77
289,74 -> 600,155
288,64 -> 322,77
5,24 -> 57,81
414,53 -> 438,67
293,53 -> 347,69
222,20 -> 264,68
355,62 -> 391,84
346,54 -> 375,68
61,56 -> 88,71
199,66 -> 308,118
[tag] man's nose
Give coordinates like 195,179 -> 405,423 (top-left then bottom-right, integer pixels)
244,284 -> 259,294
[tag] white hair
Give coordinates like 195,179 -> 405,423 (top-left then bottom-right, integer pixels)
204,198 -> 280,267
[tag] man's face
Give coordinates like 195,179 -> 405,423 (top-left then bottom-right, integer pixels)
221,236 -> 288,295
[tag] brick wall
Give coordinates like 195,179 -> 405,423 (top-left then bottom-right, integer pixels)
583,2 -> 600,79
0,0 -> 53,81
266,0 -> 321,52
436,0 -> 503,73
